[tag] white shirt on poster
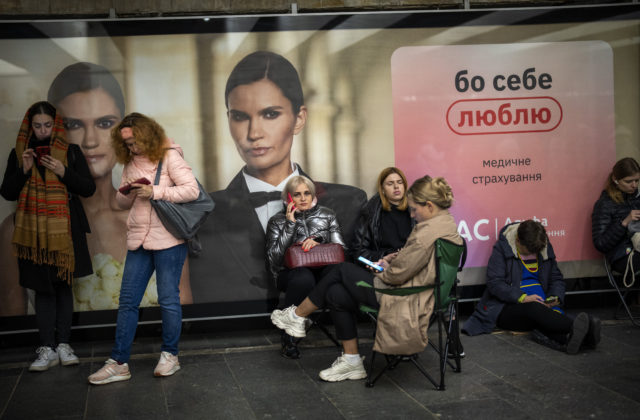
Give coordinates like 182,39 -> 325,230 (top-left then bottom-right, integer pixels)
243,163 -> 300,232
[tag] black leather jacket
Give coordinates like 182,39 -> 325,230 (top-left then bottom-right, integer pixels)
351,194 -> 413,261
591,189 -> 640,263
266,204 -> 345,283
351,194 -> 384,261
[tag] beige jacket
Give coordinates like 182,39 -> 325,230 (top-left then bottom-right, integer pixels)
372,211 -> 461,355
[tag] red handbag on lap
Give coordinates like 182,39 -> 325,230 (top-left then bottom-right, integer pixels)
284,243 -> 345,269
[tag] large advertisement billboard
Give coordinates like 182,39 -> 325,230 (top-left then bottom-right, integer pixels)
0,5 -> 638,329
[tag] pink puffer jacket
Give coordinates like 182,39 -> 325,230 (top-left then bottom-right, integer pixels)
116,141 -> 199,250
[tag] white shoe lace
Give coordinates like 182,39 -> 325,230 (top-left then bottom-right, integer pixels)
35,346 -> 51,359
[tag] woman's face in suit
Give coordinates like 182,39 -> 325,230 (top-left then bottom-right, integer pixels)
56,87 -> 121,180
227,78 -> 306,177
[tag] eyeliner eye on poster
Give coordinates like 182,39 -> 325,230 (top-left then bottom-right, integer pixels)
0,5 -> 638,330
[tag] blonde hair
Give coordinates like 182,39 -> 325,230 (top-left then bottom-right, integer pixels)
407,175 -> 454,209
112,112 -> 167,164
377,167 -> 408,212
282,175 -> 316,201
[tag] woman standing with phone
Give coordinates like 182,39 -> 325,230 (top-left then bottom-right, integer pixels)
88,113 -> 199,385
0,101 -> 95,371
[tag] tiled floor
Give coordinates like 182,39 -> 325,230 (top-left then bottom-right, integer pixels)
1,309 -> 639,419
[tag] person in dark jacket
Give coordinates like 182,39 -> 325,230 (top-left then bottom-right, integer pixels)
266,175 -> 345,358
189,51 -> 366,306
591,157 -> 640,277
463,220 -> 600,354
351,167 -> 412,264
0,101 -> 95,371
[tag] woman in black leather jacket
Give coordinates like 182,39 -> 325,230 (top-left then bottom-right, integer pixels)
351,167 -> 413,264
266,175 -> 345,358
591,157 -> 640,274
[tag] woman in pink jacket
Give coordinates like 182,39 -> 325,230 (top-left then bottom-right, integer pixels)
88,113 -> 199,385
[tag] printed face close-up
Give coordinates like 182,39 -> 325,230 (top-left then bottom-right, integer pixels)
56,87 -> 121,179
383,173 -> 405,205
227,78 -> 305,175
31,114 -> 54,140
616,172 -> 640,195
291,182 -> 313,211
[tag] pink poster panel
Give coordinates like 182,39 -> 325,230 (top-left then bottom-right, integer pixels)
392,42 -> 615,267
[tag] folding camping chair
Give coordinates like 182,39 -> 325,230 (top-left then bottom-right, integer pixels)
359,238 -> 467,390
603,256 -> 640,327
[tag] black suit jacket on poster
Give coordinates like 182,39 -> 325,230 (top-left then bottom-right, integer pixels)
189,167 -> 367,305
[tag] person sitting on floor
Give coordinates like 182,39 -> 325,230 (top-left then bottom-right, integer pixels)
463,220 -> 601,354
270,175 -> 463,381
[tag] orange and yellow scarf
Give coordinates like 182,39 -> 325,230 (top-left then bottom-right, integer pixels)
12,106 -> 74,283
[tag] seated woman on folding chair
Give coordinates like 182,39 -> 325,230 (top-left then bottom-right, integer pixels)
351,166 -> 413,266
591,157 -> 640,286
266,175 -> 346,359
270,175 -> 462,382
463,220 -> 601,354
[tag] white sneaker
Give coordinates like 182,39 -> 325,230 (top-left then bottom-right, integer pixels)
29,346 -> 59,372
88,359 -> 131,385
56,343 -> 79,366
270,305 -> 307,338
154,351 -> 181,377
319,354 -> 367,382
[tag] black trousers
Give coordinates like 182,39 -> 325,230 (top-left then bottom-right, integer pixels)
34,281 -> 73,348
308,262 -> 379,341
496,302 -> 573,343
277,265 -> 336,307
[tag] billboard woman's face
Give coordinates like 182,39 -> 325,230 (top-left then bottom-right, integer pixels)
56,87 -> 121,180
227,78 -> 306,177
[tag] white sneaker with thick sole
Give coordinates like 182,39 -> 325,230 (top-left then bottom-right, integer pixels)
88,359 -> 131,385
29,346 -> 59,372
319,354 -> 367,382
154,351 -> 181,377
270,305 -> 307,338
56,343 -> 79,366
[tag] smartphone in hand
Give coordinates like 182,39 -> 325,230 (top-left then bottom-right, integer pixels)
358,256 -> 384,272
35,146 -> 50,166
287,192 -> 296,211
119,177 -> 151,195
545,296 -> 559,305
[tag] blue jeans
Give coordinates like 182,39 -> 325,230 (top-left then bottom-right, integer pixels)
111,244 -> 187,363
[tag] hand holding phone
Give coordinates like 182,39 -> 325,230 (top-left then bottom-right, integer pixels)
119,177 -> 151,195
358,256 -> 384,272
285,192 -> 297,222
545,296 -> 559,306
35,146 -> 50,166
287,193 -> 296,211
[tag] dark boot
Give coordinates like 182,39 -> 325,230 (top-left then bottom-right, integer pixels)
281,332 -> 301,359
566,312 -> 589,354
530,329 -> 566,352
583,314 -> 601,349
